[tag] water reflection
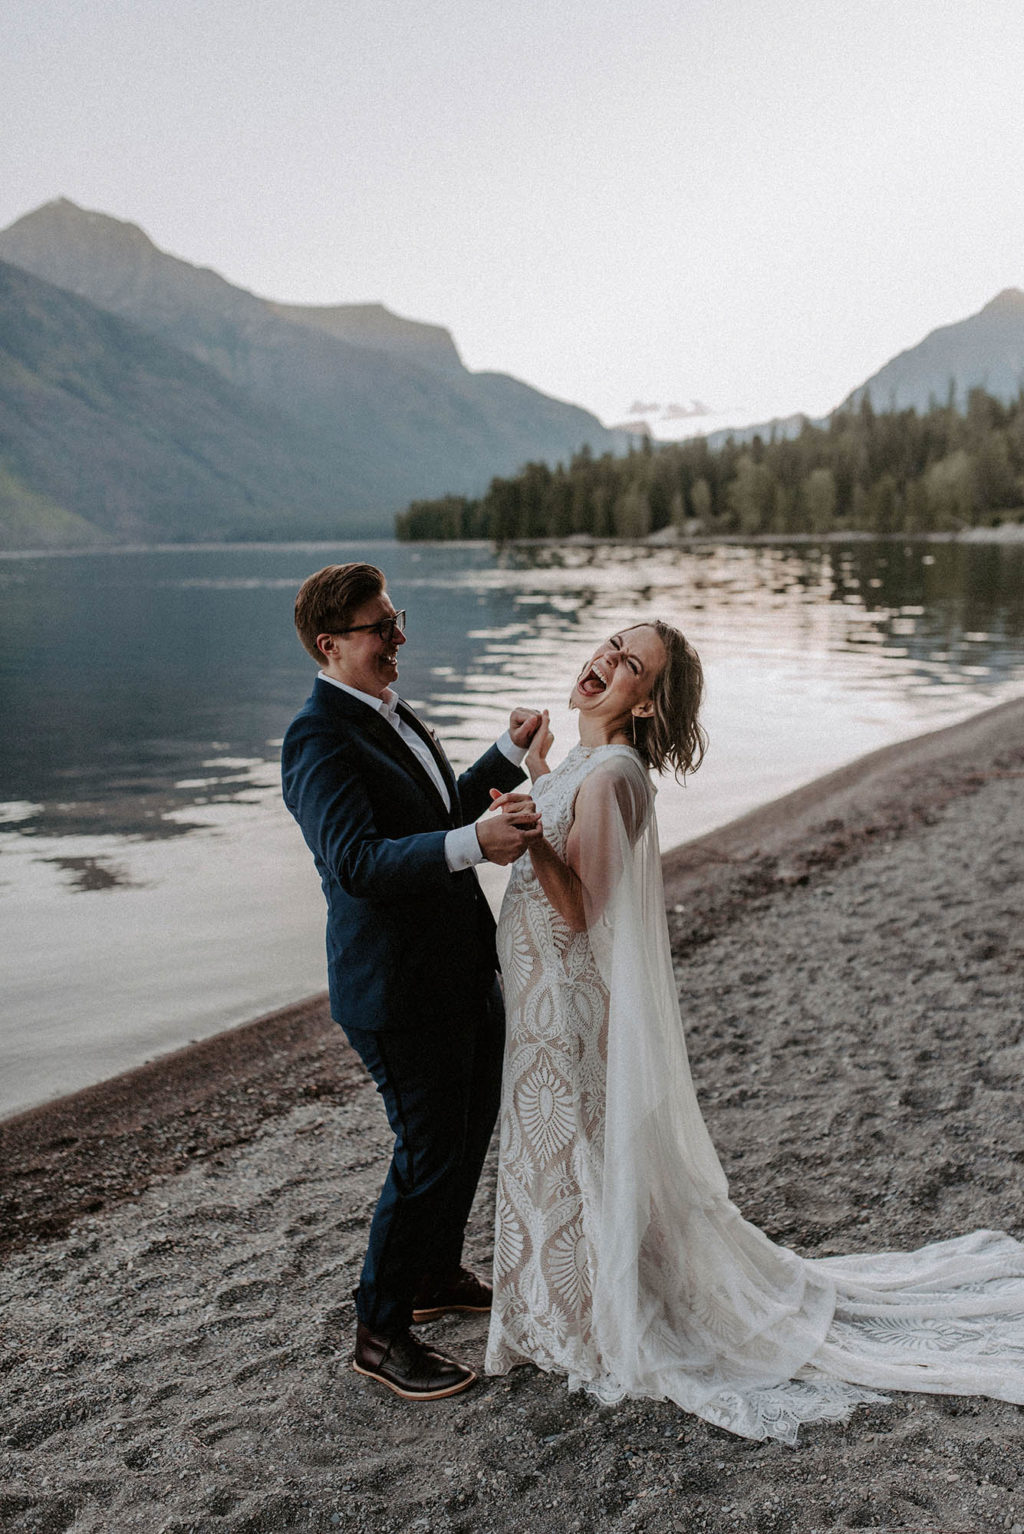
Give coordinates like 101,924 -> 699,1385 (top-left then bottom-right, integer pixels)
0,539 -> 1022,847
4,537 -> 1024,1116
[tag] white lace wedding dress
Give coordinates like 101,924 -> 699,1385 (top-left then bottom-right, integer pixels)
484,743 -> 1024,1443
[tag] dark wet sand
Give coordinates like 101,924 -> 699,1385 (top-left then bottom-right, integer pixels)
2,696 -> 1023,1533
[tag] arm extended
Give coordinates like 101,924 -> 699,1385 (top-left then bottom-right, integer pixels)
456,741 -> 527,824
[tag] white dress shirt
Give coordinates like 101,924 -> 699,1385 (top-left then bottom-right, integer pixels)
317,672 -> 527,870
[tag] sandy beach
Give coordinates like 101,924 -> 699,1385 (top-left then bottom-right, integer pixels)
2,697 -> 1023,1533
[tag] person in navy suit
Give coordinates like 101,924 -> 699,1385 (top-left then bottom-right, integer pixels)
282,563 -> 543,1400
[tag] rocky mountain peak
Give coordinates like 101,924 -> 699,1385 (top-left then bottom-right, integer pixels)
4,197 -> 158,254
980,287 -> 1024,319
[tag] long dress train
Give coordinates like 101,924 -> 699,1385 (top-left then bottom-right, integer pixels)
484,743 -> 1024,1444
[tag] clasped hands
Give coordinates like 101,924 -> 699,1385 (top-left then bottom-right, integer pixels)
476,708 -> 549,865
477,788 -> 543,864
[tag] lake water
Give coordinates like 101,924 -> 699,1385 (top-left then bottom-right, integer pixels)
2,537 -> 1023,1117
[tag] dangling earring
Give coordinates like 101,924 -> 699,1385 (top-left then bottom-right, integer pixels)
631,713 -> 637,747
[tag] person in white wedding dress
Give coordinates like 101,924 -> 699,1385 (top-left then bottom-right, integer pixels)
483,619 -> 1024,1444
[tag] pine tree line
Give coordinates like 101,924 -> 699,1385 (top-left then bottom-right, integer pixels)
395,389 -> 1024,542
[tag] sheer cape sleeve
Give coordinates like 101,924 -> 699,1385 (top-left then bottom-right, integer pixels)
562,749 -> 1024,1443
566,753 -> 866,1437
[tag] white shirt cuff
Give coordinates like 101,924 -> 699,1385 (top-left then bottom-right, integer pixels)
445,822 -> 486,871
496,729 -> 528,766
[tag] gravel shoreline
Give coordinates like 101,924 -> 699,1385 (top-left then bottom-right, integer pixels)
2,698 -> 1023,1533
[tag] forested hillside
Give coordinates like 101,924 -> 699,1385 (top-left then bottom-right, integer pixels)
396,391 -> 1024,541
0,261 -> 353,548
0,199 -> 623,531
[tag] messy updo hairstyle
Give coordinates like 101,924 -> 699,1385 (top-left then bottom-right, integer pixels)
632,620 -> 707,780
294,562 -> 386,661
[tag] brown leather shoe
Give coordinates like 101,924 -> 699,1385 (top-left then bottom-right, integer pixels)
352,1322 -> 477,1400
411,1265 -> 493,1323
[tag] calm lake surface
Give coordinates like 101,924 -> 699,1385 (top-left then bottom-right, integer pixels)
2,537 -> 1023,1115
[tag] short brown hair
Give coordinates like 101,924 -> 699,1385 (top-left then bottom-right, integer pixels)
293,563 -> 386,661
633,620 -> 707,780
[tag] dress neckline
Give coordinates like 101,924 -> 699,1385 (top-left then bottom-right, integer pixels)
569,741 -> 640,759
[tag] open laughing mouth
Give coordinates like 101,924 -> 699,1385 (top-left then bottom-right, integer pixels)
577,660 -> 609,697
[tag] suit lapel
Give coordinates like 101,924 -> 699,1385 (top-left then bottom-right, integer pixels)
314,679 -> 453,823
396,701 -> 460,809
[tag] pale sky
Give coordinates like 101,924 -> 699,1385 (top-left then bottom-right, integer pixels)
4,0 -> 1024,437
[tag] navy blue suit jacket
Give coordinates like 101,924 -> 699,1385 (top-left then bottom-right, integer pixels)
282,677 -> 525,1032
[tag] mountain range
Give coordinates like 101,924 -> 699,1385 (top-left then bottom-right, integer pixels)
844,287 -> 1024,412
700,288 -> 1024,451
0,199 -> 623,548
1,197 -> 1023,549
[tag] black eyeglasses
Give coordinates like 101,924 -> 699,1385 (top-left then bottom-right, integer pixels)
331,610 -> 406,642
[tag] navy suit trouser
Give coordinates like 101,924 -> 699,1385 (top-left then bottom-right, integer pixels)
344,975 -> 505,1336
